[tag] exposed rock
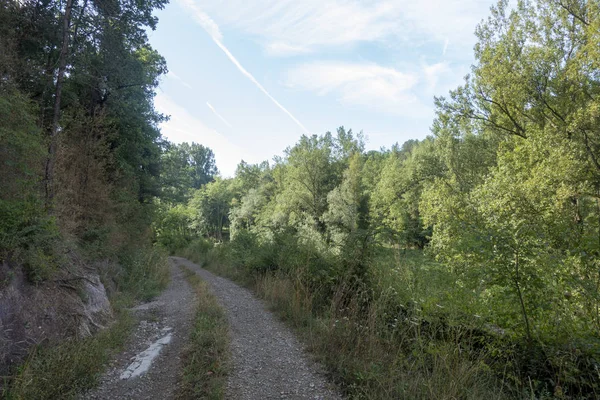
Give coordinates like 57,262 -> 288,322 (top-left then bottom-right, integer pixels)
0,257 -> 112,379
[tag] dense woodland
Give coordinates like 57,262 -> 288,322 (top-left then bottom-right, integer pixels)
0,0 -> 170,263
1,0 -> 600,398
0,0 -> 171,394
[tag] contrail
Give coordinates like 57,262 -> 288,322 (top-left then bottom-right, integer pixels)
178,0 -> 310,134
206,101 -> 233,128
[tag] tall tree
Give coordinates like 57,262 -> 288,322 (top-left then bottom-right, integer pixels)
45,0 -> 74,208
160,142 -> 218,204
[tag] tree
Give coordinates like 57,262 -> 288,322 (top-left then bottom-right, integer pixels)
160,142 -> 217,204
280,134 -> 338,227
323,153 -> 367,248
190,178 -> 234,240
0,0 -> 170,260
421,0 -> 600,339
45,0 -> 74,208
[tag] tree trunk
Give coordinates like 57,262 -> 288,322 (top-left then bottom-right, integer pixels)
514,250 -> 532,340
596,191 -> 600,330
45,0 -> 75,209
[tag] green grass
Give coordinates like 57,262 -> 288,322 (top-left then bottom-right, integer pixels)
116,246 -> 171,301
3,247 -> 170,399
177,265 -> 229,400
181,240 -> 252,286
3,309 -> 133,400
253,272 -> 506,400
181,241 -> 508,400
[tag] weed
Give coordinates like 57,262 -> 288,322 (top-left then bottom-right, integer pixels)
186,241 -> 508,400
177,265 -> 229,400
3,310 -> 133,399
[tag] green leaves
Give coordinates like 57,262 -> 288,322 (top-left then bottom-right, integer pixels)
421,0 -> 600,342
159,142 -> 218,204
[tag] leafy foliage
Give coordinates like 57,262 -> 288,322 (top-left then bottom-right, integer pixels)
170,1 -> 600,397
160,142 -> 218,204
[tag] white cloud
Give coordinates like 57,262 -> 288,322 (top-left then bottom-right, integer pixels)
166,71 -> 192,89
286,62 -> 426,115
286,60 -> 459,115
206,101 -> 233,128
185,0 -> 494,55
423,62 -> 450,91
175,0 -> 310,134
155,93 -> 246,177
177,0 -> 223,41
265,42 -> 312,57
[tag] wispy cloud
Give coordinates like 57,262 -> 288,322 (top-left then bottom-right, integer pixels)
155,93 -> 246,177
188,0 -> 493,55
286,62 -> 426,116
178,0 -> 223,41
176,0 -> 310,134
423,62 -> 450,91
166,71 -> 192,89
206,101 -> 233,128
265,42 -> 312,57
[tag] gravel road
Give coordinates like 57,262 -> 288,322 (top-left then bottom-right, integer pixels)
83,259 -> 196,399
83,256 -> 342,399
173,257 -> 342,400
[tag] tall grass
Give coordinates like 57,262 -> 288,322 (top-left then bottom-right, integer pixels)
180,238 -> 508,399
255,273 -> 505,400
178,265 -> 229,400
116,246 -> 171,302
3,311 -> 133,399
182,235 -> 600,398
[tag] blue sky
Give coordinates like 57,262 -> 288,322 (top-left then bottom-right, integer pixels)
148,0 -> 497,176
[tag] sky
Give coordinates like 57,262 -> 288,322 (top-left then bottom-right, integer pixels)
148,0 -> 498,177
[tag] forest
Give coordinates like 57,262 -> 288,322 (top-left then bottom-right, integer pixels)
1,0 -> 600,398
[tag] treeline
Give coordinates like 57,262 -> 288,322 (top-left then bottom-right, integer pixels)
159,1 -> 600,398
0,0 -> 172,392
0,0 -> 168,280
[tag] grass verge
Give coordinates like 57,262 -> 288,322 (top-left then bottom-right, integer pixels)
253,273 -> 505,400
181,243 -> 507,400
3,247 -> 170,399
3,309 -> 133,399
177,265 -> 229,400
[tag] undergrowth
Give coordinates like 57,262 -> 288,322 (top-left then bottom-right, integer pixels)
178,265 -> 229,400
180,238 -> 507,399
2,247 -> 170,399
116,246 -> 171,302
179,232 -> 600,398
3,309 -> 133,399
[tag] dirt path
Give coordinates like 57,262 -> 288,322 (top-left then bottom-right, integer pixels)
84,257 -> 342,400
83,260 -> 196,399
173,256 -> 342,400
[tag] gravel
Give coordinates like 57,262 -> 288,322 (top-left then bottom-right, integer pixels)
173,256 -> 342,400
82,257 -> 342,400
82,260 -> 195,400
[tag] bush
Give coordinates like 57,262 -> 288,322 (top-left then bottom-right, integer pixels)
116,246 -> 170,301
153,205 -> 195,254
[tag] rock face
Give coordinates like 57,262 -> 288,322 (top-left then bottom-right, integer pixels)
79,273 -> 113,337
0,259 -> 113,378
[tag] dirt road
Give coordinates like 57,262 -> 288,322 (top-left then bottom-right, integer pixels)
84,257 -> 341,400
